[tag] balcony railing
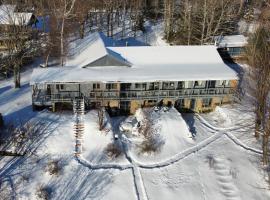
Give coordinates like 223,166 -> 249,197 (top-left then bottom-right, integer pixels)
33,87 -> 235,105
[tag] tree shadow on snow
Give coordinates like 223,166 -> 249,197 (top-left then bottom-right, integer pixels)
54,164 -> 114,200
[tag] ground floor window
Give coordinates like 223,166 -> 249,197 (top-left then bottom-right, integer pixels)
202,98 -> 212,107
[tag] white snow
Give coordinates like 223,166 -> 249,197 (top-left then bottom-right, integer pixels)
214,35 -> 248,48
126,107 -> 194,164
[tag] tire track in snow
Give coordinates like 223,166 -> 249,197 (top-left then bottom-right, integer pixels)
195,114 -> 254,132
135,131 -> 223,169
195,114 -> 262,155
122,136 -> 149,200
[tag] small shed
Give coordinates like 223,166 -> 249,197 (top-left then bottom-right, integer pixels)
214,35 -> 248,59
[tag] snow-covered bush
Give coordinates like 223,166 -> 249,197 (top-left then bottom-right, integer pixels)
36,185 -> 53,200
105,143 -> 123,159
139,133 -> 164,154
45,159 -> 62,176
137,109 -> 164,154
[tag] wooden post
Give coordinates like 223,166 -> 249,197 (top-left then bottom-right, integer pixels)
52,103 -> 56,112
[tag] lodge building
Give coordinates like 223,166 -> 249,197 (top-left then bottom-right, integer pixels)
30,33 -> 238,114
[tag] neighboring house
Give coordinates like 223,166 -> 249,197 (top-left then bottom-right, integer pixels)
214,35 -> 248,59
0,4 -> 36,52
30,33 -> 238,114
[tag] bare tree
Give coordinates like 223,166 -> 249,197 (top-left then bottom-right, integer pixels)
98,107 -> 104,131
49,0 -> 76,66
246,4 -> 270,165
2,3 -> 37,88
172,0 -> 241,45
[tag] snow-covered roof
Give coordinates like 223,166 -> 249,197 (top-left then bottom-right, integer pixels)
31,62 -> 237,84
0,4 -> 33,26
67,32 -> 130,68
214,35 -> 248,48
30,33 -> 238,84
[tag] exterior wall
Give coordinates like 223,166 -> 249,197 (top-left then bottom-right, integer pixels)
163,98 -> 175,106
33,79 -> 236,114
130,100 -> 141,114
184,99 -> 191,109
102,100 -> 119,108
194,98 -> 202,112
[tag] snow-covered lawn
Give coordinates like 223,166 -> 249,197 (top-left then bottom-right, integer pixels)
1,67 -> 270,200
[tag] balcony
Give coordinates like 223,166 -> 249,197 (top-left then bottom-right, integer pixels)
32,87 -> 235,105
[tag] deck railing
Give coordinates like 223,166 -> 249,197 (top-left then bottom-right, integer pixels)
33,87 -> 235,104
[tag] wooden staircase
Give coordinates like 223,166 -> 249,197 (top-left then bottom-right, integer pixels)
73,98 -> 85,157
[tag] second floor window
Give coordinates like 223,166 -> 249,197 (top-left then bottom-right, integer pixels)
93,83 -> 100,90
56,84 -> 64,90
177,81 -> 184,89
106,83 -> 117,90
135,83 -> 147,89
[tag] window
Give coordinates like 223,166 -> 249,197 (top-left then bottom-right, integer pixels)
149,82 -> 154,90
93,83 -> 100,90
56,84 -> 64,90
202,98 -> 212,107
142,83 -> 147,89
150,82 -> 159,90
207,81 -> 216,88
106,83 -> 117,90
178,81 -> 184,89
135,83 -> 141,89
194,81 -> 199,87
162,82 -> 169,89
221,80 -> 227,86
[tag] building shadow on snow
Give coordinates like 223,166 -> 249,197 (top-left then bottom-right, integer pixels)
181,113 -> 197,138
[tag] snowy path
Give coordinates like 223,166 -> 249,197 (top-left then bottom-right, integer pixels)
73,113 -> 262,200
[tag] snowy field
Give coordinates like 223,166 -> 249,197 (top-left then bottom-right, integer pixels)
1,65 -> 270,200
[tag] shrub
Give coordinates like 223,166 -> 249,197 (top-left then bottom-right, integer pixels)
46,160 -> 62,176
139,134 -> 164,154
105,143 -> 122,159
36,185 -> 53,200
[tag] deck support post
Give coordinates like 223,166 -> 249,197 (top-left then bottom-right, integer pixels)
52,103 -> 56,112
